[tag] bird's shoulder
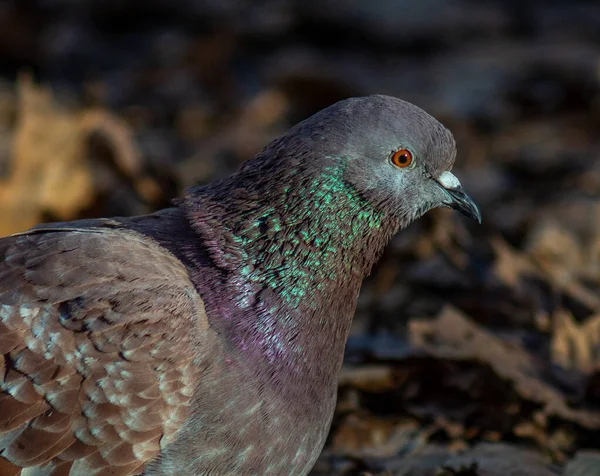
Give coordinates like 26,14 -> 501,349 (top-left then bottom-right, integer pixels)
0,217 -> 211,474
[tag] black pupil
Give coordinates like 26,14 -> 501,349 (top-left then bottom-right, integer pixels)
398,154 -> 408,163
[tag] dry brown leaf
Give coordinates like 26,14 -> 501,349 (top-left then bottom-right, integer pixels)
527,222 -> 582,271
526,202 -> 600,284
492,236 -> 600,313
551,309 -> 600,374
331,414 -> 428,458
0,76 -> 95,235
0,76 -> 148,236
491,236 -> 539,288
338,365 -> 396,392
409,306 -> 600,429
528,222 -> 600,311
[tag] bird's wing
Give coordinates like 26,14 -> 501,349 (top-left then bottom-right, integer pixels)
0,225 -> 208,475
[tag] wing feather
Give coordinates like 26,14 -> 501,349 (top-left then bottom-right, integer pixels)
0,226 -> 207,474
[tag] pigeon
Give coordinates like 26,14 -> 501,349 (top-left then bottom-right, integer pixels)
0,95 -> 480,475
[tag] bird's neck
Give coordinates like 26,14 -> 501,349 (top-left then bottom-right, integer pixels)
182,160 -> 399,386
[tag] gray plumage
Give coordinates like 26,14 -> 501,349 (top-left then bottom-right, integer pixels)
0,95 -> 480,475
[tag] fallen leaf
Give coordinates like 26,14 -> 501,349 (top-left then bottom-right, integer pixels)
409,306 -> 600,429
0,76 -> 155,236
551,309 -> 600,374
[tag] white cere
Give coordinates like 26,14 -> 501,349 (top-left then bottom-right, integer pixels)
438,171 -> 461,190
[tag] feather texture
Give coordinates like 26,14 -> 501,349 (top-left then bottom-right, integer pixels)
0,225 -> 207,474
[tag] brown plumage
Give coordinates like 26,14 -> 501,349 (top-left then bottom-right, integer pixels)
0,95 -> 480,475
0,220 -> 209,475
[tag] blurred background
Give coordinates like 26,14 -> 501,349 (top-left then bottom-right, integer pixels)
1,1 -> 600,474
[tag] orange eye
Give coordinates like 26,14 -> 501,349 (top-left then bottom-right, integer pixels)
391,149 -> 413,168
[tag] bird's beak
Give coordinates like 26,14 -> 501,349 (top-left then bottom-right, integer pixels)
436,171 -> 482,224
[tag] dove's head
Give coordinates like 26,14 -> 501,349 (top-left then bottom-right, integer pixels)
188,94 -> 481,284
257,94 -> 481,227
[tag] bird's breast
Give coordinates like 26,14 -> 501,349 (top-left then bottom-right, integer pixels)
144,349 -> 336,475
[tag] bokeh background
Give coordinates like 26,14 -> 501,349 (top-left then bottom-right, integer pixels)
1,1 -> 600,474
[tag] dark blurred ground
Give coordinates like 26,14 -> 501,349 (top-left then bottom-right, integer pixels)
1,1 -> 600,475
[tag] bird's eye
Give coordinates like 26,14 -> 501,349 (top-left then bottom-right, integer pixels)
390,148 -> 413,168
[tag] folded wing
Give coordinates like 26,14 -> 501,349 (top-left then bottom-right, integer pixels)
0,226 -> 207,475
